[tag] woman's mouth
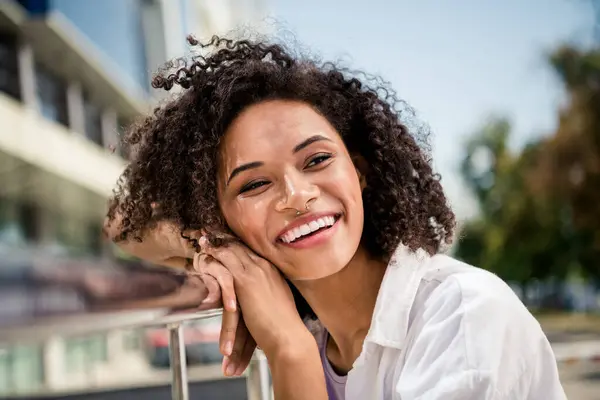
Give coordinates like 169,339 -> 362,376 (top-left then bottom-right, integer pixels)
277,213 -> 342,248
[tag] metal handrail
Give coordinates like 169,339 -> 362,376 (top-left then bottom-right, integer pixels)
166,316 -> 270,400
165,313 -> 271,400
0,252 -> 271,400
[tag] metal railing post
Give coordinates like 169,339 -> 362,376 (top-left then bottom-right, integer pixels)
168,323 -> 189,400
246,350 -> 271,400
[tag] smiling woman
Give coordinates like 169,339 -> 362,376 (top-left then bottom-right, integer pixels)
217,101 -> 366,281
105,35 -> 566,400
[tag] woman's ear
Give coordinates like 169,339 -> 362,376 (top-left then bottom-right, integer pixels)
351,154 -> 368,190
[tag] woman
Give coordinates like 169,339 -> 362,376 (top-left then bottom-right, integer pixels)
105,36 -> 566,399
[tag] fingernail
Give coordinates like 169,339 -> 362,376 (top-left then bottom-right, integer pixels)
222,356 -> 230,375
225,362 -> 236,376
202,295 -> 216,304
199,236 -> 207,247
224,340 -> 233,356
227,299 -> 237,311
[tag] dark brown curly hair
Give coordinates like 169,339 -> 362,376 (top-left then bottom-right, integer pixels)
107,35 -> 455,318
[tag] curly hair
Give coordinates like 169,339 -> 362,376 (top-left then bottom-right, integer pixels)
107,35 -> 455,318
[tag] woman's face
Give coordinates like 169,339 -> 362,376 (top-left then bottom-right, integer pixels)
217,100 -> 365,281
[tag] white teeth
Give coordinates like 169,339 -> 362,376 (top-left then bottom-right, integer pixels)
279,215 -> 338,243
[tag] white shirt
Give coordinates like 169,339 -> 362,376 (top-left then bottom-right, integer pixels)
312,245 -> 567,400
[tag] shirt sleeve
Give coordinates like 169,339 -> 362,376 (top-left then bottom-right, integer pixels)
395,270 -> 567,400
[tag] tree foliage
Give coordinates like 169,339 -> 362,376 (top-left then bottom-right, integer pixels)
456,119 -> 571,285
455,43 -> 600,285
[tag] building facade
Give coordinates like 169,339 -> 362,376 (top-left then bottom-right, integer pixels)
0,0 -> 268,396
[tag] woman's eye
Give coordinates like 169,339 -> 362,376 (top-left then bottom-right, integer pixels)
240,180 -> 268,194
305,154 -> 332,168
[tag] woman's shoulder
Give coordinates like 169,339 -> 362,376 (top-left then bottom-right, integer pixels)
413,254 -> 548,359
422,254 -> 524,308
389,246 -> 517,304
377,247 -> 538,344
394,255 -> 563,398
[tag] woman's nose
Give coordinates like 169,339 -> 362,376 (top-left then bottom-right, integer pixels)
275,171 -> 319,213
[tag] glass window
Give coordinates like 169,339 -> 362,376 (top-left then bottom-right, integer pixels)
35,65 -> 69,126
0,197 -> 26,246
116,116 -> 131,159
0,33 -> 21,101
17,202 -> 40,243
83,94 -> 103,146
87,335 -> 108,363
0,345 -> 44,395
64,337 -> 87,373
16,1 -> 49,14
0,348 -> 10,395
86,223 -> 103,256
54,215 -> 103,257
0,198 -> 42,245
11,345 -> 44,392
123,329 -> 141,351
64,335 -> 107,373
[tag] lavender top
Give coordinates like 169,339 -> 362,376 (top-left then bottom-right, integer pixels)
318,328 -> 347,400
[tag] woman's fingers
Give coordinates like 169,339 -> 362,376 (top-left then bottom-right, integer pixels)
193,253 -> 221,305
201,245 -> 246,277
194,253 -> 237,311
219,304 -> 240,358
193,252 -> 239,357
202,274 -> 221,305
201,239 -> 260,279
209,259 -> 237,312
234,325 -> 257,376
223,317 -> 257,376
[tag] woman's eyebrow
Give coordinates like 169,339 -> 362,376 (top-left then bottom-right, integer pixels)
227,161 -> 264,185
293,135 -> 332,153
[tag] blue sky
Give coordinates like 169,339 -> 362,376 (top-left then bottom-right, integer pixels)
271,0 -> 595,221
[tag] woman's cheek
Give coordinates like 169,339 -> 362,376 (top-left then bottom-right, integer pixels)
229,198 -> 270,243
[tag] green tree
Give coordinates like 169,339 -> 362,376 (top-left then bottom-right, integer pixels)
456,118 -> 572,288
457,43 -> 600,287
530,45 -> 600,281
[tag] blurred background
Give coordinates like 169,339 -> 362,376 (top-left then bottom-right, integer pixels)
0,0 -> 599,399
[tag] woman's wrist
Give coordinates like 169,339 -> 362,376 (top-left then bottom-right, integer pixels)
267,329 -> 328,400
264,329 -> 319,366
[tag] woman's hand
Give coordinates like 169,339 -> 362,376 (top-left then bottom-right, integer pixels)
105,214 -> 256,375
200,239 -> 314,360
193,252 -> 257,376
105,212 -> 266,376
201,240 -> 327,399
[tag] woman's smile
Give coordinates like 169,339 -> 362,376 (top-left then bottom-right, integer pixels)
276,212 -> 342,248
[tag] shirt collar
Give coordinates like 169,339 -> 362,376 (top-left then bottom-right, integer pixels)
364,244 -> 431,349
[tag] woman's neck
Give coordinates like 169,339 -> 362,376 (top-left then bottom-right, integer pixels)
291,246 -> 387,370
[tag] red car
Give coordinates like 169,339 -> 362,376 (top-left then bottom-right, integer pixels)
145,316 -> 222,368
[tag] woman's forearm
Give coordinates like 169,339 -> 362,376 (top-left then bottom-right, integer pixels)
267,339 -> 328,400
103,213 -> 193,269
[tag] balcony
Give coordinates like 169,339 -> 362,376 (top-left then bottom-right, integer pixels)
0,93 -> 125,198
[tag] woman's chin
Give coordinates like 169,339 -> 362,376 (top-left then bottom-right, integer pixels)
276,237 -> 362,282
